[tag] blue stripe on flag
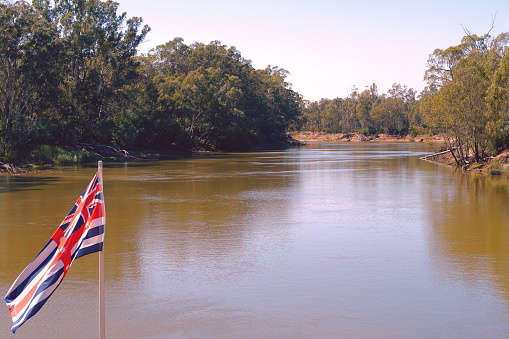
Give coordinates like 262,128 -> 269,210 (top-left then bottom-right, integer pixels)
74,242 -> 103,259
11,266 -> 65,334
4,240 -> 56,302
86,224 -> 105,239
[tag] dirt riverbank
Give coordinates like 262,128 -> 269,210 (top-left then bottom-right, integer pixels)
290,131 -> 445,143
0,162 -> 32,174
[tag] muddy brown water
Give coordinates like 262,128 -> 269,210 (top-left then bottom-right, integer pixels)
1,142 -> 509,338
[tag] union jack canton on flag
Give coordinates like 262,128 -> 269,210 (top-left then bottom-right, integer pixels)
4,173 -> 105,333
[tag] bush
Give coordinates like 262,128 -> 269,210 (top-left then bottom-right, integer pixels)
364,126 -> 377,136
94,118 -> 114,144
488,158 -> 507,175
55,150 -> 99,165
30,145 -> 99,165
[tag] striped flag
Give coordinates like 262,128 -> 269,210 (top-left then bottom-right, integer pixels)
4,173 -> 105,333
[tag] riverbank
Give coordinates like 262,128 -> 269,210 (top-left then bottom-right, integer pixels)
0,138 -> 301,175
290,131 -> 445,143
0,162 -> 31,174
0,144 -> 134,175
419,147 -> 509,175
2,135 -> 507,176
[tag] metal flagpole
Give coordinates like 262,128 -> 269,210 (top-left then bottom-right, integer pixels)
98,161 -> 105,339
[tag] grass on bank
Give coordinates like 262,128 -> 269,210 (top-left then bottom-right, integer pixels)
30,145 -> 100,165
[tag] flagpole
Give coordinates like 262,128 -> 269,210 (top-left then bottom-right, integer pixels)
98,161 -> 105,339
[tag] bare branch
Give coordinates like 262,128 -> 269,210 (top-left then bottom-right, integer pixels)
461,24 -> 472,38
488,11 -> 497,36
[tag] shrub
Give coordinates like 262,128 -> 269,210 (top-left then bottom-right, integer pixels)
30,145 -> 99,165
488,158 -> 507,175
55,151 -> 99,165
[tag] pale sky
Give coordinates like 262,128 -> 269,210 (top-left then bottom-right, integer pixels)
115,0 -> 509,101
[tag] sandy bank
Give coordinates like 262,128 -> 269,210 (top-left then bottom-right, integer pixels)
290,131 -> 445,143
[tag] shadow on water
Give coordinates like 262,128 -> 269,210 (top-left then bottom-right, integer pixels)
81,158 -> 200,169
0,176 -> 61,193
77,160 -> 158,170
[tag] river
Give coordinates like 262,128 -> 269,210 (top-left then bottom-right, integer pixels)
1,142 -> 509,338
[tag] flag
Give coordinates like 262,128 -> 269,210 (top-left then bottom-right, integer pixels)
4,173 -> 105,333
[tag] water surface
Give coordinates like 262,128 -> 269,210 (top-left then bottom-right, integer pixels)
1,143 -> 509,338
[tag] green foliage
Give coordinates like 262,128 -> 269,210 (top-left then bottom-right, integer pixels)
422,31 -> 509,165
111,107 -> 189,151
112,110 -> 139,149
301,83 -> 419,136
0,114 -> 42,162
488,158 -> 507,175
50,0 -> 150,141
140,39 -> 302,151
55,151 -> 99,165
0,0 -> 151,162
17,0 -> 509,165
486,50 -> 509,149
0,1 -> 62,161
217,127 -> 254,151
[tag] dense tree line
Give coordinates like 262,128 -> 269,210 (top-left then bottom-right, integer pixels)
2,0 -> 509,166
115,38 -> 301,152
301,29 -> 509,166
0,0 -> 301,162
301,83 -> 422,135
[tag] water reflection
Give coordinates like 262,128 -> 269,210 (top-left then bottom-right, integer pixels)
110,156 -> 297,282
0,175 -> 61,193
426,172 -> 509,301
2,143 -> 509,337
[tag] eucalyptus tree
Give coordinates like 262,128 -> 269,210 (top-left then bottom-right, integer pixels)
302,101 -> 321,130
487,50 -> 509,149
422,31 -> 509,165
142,39 -> 301,151
341,88 -> 359,131
39,0 -> 150,141
371,95 -> 404,133
324,98 -> 342,130
0,1 -> 61,161
356,84 -> 378,132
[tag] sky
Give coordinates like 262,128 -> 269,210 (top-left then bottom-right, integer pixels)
114,0 -> 509,101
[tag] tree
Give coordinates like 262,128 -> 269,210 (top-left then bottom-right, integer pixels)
487,50 -> 509,149
422,31 -> 509,165
371,95 -> 404,133
0,1 -> 61,161
49,0 -> 150,141
356,85 -> 377,131
302,101 -> 321,130
136,39 -> 302,151
323,98 -> 342,130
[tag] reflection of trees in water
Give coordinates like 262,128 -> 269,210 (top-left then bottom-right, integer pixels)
104,156 -> 298,285
427,172 -> 509,300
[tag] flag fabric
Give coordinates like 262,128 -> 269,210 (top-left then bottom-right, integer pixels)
4,173 -> 105,333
